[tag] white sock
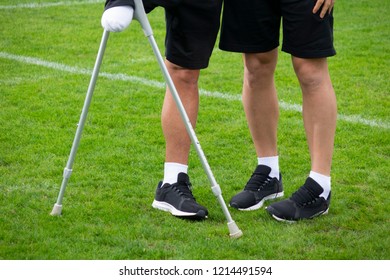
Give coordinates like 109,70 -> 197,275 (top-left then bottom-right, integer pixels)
162,162 -> 188,185
258,156 -> 280,180
309,171 -> 331,199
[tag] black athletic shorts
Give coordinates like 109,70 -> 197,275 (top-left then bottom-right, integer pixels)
219,0 -> 336,58
105,0 -> 223,69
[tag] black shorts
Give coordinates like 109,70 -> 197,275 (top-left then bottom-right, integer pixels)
219,0 -> 336,58
163,0 -> 222,69
106,0 -> 222,69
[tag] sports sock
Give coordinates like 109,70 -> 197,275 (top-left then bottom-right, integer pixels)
257,156 -> 280,180
162,162 -> 188,186
309,171 -> 331,199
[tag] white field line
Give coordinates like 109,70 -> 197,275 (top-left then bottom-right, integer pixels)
0,75 -> 55,85
0,51 -> 389,130
0,0 -> 102,10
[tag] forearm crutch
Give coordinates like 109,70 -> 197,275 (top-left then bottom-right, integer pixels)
50,30 -> 109,217
51,0 -> 243,238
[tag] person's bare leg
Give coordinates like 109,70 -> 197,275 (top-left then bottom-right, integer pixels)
228,49 -> 283,211
242,49 -> 279,158
265,57 -> 336,221
152,60 -> 207,219
292,57 -> 337,177
162,60 -> 200,165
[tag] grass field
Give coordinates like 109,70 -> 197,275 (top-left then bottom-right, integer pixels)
0,0 -> 389,260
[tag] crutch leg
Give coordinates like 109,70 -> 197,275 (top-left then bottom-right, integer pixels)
133,0 -> 243,238
51,30 -> 110,216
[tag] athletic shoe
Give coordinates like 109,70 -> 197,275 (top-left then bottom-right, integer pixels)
266,177 -> 331,222
152,173 -> 208,220
229,165 -> 284,211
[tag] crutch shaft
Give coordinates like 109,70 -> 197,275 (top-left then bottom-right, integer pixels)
51,30 -> 110,216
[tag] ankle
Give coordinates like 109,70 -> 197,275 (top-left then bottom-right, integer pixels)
257,156 -> 279,180
163,162 -> 188,185
309,171 -> 331,199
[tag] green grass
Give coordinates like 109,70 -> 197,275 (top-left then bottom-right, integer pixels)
0,0 -> 389,260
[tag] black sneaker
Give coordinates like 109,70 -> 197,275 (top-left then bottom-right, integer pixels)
152,173 -> 208,220
229,165 -> 284,211
266,177 -> 331,222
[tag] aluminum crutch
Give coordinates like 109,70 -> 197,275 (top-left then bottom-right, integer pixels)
51,30 -> 110,216
51,1 -> 243,238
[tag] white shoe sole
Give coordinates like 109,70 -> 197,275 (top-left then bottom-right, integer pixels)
152,200 -> 207,218
235,191 -> 284,211
269,208 -> 329,223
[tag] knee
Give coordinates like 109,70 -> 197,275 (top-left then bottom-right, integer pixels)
244,51 -> 277,85
178,69 -> 199,86
167,62 -> 200,88
293,58 -> 329,91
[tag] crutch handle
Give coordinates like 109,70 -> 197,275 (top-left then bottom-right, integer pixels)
133,0 -> 153,37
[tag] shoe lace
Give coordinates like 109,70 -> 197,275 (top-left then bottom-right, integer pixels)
244,172 -> 272,192
291,185 -> 318,206
173,181 -> 196,201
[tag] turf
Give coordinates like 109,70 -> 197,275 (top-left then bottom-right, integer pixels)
0,0 -> 389,260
